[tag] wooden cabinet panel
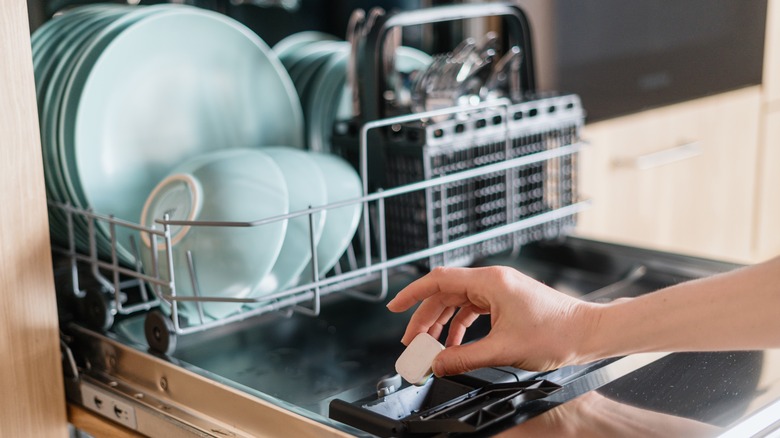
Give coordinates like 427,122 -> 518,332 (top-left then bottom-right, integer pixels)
0,0 -> 68,436
755,111 -> 780,261
757,0 -> 780,261
576,87 -> 761,263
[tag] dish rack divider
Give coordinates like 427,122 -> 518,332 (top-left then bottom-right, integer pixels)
51,95 -> 587,354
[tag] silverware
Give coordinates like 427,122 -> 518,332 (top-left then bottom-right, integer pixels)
346,8 -> 366,117
410,32 -> 525,114
482,45 -> 523,102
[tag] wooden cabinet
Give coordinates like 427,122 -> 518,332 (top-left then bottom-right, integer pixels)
755,0 -> 780,262
576,0 -> 780,264
576,87 -> 762,263
756,111 -> 780,261
0,0 -> 68,436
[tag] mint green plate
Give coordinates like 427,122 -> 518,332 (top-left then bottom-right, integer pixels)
307,50 -> 350,152
287,41 -> 347,96
274,31 -> 339,65
37,7 -> 132,252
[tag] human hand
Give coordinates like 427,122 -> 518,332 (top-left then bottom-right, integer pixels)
386,266 -> 601,375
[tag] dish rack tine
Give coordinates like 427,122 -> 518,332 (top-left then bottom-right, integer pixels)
161,213 -> 182,332
293,212 -> 322,316
127,234 -> 151,303
186,250 -> 207,326
309,208 -> 320,283
64,205 -> 85,298
69,252 -> 82,298
377,193 -> 388,299
148,225 -> 165,303
108,216 -> 122,310
342,195 -> 389,303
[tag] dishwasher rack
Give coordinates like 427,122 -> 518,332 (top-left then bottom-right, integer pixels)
51,4 -> 587,355
50,95 -> 586,355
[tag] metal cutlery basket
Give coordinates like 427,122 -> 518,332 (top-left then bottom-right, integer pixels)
380,96 -> 581,268
333,3 -> 584,268
333,96 -> 583,269
50,3 -> 587,355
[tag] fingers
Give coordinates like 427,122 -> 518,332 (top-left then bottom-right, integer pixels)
400,297 -> 454,345
386,267 -> 473,313
386,271 -> 442,313
444,306 -> 483,347
423,306 -> 457,343
432,336 -> 501,376
392,267 -> 497,345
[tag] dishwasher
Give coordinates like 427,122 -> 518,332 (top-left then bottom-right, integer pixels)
44,2 -> 780,437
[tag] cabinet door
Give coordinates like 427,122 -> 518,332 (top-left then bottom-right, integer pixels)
757,0 -> 780,261
755,111 -> 780,261
576,87 -> 761,263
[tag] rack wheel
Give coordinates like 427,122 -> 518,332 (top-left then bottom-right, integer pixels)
81,288 -> 114,331
144,310 -> 177,355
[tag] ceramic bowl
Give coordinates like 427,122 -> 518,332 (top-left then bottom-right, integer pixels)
253,146 -> 328,296
298,152 -> 363,282
140,149 -> 289,320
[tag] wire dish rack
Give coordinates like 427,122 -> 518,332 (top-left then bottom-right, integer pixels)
50,94 -> 586,355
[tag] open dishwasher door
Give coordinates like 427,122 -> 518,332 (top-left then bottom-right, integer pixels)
61,237 -> 780,437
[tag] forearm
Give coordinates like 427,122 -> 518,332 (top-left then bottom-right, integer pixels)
580,256 -> 780,363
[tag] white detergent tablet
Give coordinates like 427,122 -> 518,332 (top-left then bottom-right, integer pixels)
395,333 -> 445,386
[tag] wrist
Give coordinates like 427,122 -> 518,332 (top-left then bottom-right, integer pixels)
571,299 -> 622,365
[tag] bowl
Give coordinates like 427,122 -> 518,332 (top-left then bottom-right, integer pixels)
253,146 -> 328,296
298,152 -> 363,282
140,149 -> 289,320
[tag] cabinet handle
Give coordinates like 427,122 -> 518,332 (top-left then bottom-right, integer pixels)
613,141 -> 702,170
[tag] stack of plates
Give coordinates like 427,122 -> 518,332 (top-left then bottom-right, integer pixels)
33,4 -> 304,265
273,32 -> 432,152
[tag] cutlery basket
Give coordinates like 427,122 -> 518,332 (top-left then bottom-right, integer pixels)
334,95 -> 583,268
387,95 -> 581,268
332,3 -> 584,268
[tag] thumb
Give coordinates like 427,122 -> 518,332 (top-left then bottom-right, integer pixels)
432,337 -> 501,376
